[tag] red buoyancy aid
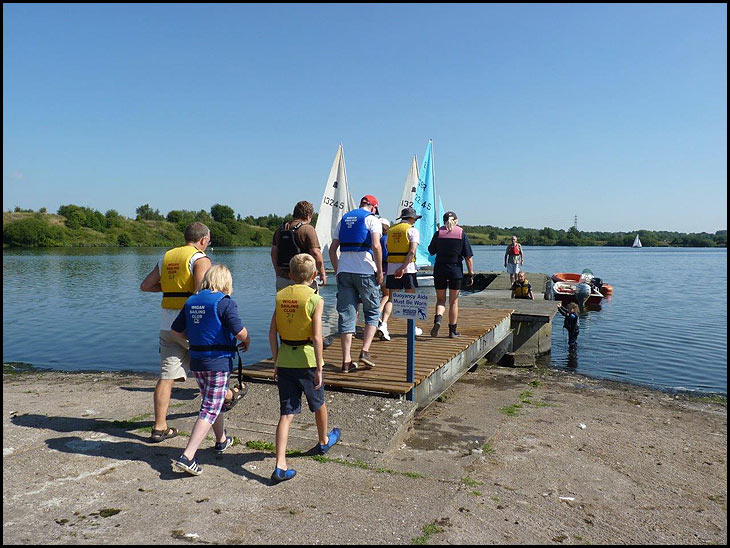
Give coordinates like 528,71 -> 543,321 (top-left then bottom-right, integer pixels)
508,243 -> 522,256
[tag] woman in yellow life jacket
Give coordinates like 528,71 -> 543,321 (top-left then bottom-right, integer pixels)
511,271 -> 534,300
379,207 -> 423,339
268,253 -> 340,483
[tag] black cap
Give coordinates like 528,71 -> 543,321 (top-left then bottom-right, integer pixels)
443,211 -> 457,223
397,206 -> 422,220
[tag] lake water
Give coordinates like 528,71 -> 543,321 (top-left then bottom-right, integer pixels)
2,246 -> 726,395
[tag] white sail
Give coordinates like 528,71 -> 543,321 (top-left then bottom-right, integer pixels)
632,234 -> 642,248
395,155 -> 419,220
314,144 -> 356,260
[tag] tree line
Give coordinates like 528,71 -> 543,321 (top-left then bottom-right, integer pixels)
2,204 -> 726,248
464,225 -> 727,247
466,225 -> 726,248
2,203 -> 302,248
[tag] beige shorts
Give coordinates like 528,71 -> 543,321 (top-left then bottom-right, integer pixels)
159,330 -> 190,381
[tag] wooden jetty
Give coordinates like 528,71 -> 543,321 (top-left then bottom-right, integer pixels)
244,306 -> 513,408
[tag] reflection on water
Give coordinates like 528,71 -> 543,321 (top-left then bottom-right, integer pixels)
3,246 -> 727,395
565,345 -> 579,369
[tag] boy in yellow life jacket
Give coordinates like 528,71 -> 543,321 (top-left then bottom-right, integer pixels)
268,253 -> 341,483
511,271 -> 534,300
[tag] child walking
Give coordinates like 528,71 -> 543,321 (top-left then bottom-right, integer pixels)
268,253 -> 340,483
557,302 -> 580,347
170,264 -> 250,475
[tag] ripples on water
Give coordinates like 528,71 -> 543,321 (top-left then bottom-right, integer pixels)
2,246 -> 726,395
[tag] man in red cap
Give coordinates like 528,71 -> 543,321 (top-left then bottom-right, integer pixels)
329,195 -> 384,373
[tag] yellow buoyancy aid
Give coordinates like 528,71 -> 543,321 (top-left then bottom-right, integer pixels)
160,245 -> 205,310
513,280 -> 531,298
386,222 -> 415,263
275,284 -> 319,345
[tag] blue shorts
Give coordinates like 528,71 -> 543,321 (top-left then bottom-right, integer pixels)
276,367 -> 325,415
336,272 -> 381,333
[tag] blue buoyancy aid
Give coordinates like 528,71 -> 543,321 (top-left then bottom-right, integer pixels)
338,208 -> 373,254
184,290 -> 237,360
563,312 -> 579,333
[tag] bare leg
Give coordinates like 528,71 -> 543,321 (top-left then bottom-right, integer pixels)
314,404 -> 328,445
153,378 -> 174,431
182,418 -> 213,460
275,414 -> 295,470
361,325 -> 377,353
435,289 -> 447,317
448,289 -> 461,325
341,333 -> 353,364
380,288 -> 392,325
211,412 -> 226,443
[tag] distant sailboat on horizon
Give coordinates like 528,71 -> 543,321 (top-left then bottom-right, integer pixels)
632,234 -> 642,248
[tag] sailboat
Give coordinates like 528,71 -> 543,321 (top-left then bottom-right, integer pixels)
314,144 -> 356,260
632,234 -> 642,248
396,155 -> 419,220
411,139 -> 445,267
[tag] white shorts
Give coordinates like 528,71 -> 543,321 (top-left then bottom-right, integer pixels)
506,262 -> 521,275
159,330 -> 189,381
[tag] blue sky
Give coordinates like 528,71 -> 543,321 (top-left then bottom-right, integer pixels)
3,3 -> 727,232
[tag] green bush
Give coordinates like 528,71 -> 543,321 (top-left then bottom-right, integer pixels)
117,232 -> 132,246
3,216 -> 65,247
209,221 -> 233,246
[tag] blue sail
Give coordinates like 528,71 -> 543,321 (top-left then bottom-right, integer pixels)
438,195 -> 445,231
413,140 -> 438,266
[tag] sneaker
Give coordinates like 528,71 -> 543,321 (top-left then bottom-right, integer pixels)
172,455 -> 202,476
414,326 -> 423,336
358,351 -> 375,369
214,434 -> 233,454
378,324 -> 391,341
341,361 -> 358,373
271,467 -> 297,483
318,427 -> 341,455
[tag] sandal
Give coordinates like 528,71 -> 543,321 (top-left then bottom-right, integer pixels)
149,426 -> 178,443
222,384 -> 247,412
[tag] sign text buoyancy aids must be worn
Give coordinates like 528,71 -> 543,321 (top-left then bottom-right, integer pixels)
390,292 -> 429,321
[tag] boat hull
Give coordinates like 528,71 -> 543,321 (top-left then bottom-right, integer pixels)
552,281 -> 603,306
552,272 -> 613,297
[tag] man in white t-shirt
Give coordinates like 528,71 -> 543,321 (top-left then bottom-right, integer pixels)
328,195 -> 383,373
140,222 -> 212,443
378,207 -> 423,340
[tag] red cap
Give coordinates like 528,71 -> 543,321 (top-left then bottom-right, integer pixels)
360,194 -> 379,214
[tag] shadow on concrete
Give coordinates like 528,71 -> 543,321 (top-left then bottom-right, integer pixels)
118,386 -> 201,401
12,413 -> 274,484
11,413 -> 195,443
45,435 -> 271,483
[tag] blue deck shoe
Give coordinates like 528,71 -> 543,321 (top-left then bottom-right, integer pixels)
318,427 -> 341,455
214,435 -> 233,454
271,467 -> 296,483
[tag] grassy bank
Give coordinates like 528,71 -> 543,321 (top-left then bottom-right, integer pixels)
3,206 -> 726,248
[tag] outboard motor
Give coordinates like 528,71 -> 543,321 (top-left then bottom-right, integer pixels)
591,277 -> 603,291
544,278 -> 554,300
575,282 -> 591,306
